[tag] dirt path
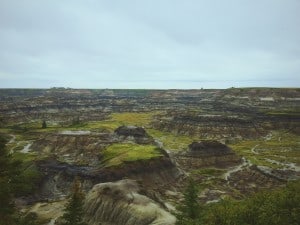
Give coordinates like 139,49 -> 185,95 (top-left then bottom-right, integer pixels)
265,158 -> 300,172
8,134 -> 16,144
223,157 -> 252,181
21,142 -> 32,153
251,144 -> 259,155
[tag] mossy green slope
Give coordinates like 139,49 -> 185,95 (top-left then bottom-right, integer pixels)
102,143 -> 163,167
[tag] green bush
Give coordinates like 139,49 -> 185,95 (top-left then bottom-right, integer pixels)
176,181 -> 300,225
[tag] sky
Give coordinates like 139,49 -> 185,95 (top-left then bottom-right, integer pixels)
0,0 -> 300,89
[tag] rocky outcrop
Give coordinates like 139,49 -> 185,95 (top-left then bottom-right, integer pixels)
93,157 -> 182,188
175,140 -> 241,168
254,165 -> 300,181
83,179 -> 176,225
114,126 -> 154,144
115,126 -> 148,137
26,126 -> 182,202
151,114 -> 269,140
188,140 -> 231,156
35,156 -> 182,201
31,132 -> 114,165
27,200 -> 67,225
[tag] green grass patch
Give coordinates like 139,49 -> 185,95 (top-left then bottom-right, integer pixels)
8,121 -> 45,131
102,143 -> 163,167
264,109 -> 300,117
110,112 -> 160,127
0,128 -> 13,134
12,152 -> 38,163
63,112 -> 161,132
148,129 -> 195,151
84,120 -> 122,131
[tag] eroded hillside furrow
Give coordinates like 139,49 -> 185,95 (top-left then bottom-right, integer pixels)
35,156 -> 182,201
84,180 -> 176,225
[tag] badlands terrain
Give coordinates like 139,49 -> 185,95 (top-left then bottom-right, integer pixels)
0,88 -> 299,224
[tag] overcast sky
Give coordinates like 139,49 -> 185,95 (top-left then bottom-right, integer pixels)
0,0 -> 299,89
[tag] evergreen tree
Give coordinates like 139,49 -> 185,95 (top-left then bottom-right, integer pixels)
41,120 -> 47,129
61,177 -> 87,225
0,136 -> 22,225
200,180 -> 300,225
176,178 -> 201,225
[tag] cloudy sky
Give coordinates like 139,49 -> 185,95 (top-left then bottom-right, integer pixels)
0,0 -> 299,89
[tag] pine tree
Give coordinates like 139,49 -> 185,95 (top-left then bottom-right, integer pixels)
61,177 -> 87,225
41,120 -> 47,129
176,178 -> 201,225
0,136 -> 22,225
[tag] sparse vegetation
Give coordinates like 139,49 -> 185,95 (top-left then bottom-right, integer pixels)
110,112 -> 158,127
12,152 -> 38,162
191,168 -> 226,177
229,131 -> 300,169
80,120 -> 121,131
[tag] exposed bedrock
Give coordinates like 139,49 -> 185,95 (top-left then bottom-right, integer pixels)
31,126 -> 155,165
152,112 -> 300,139
115,126 -> 148,138
36,156 -> 182,201
188,140 -> 232,155
152,116 -> 268,139
83,179 -> 176,225
31,132 -> 114,165
175,140 -> 241,168
114,125 -> 154,144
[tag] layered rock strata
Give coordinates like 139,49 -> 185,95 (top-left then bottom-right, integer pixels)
175,140 -> 241,168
